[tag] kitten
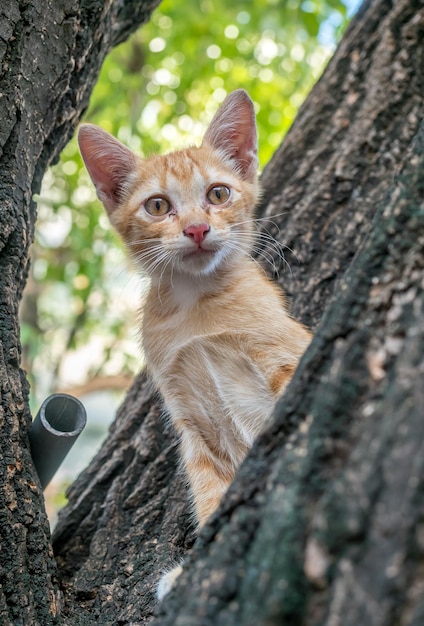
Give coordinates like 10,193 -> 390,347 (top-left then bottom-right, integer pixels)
78,89 -> 311,598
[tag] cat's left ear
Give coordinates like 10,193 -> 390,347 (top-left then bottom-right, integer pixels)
202,89 -> 258,182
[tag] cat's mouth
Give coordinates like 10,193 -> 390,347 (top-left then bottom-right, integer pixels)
182,247 -> 215,260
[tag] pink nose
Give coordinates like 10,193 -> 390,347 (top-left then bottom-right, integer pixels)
183,223 -> 210,245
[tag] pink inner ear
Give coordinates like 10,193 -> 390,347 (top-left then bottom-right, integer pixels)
78,125 -> 137,214
202,90 -> 258,181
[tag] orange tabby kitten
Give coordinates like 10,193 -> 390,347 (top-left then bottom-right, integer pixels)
78,89 -> 311,598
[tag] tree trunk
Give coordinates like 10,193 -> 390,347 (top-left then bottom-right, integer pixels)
53,0 -> 424,624
2,0 -> 424,625
0,1 -> 159,624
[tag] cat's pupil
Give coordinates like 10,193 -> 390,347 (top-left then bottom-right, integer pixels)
215,189 -> 221,199
155,200 -> 161,211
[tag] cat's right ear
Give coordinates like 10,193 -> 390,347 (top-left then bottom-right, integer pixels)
78,124 -> 138,214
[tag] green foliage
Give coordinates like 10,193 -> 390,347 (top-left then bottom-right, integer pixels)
89,0 -> 348,164
26,0 -> 352,402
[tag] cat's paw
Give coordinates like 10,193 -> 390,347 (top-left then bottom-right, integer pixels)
156,563 -> 184,601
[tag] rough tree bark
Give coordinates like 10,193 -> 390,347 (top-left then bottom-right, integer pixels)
0,1 -> 159,624
52,0 -> 424,624
1,0 -> 423,625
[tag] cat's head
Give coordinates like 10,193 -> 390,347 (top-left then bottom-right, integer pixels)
78,90 -> 259,279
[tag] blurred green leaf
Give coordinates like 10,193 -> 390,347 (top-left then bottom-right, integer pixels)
24,0 -> 354,404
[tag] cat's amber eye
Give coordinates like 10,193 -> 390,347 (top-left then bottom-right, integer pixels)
207,185 -> 231,205
144,197 -> 171,216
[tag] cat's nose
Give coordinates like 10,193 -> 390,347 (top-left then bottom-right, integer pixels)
183,223 -> 210,245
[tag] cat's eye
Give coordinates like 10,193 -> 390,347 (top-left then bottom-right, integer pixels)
144,196 -> 171,216
207,185 -> 230,205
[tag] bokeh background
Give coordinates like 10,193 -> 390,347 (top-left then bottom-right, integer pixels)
22,0 -> 360,521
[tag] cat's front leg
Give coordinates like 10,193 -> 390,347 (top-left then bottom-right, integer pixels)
156,430 -> 235,600
180,433 -> 234,528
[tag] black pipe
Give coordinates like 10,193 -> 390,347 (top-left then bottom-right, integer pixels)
29,393 -> 87,490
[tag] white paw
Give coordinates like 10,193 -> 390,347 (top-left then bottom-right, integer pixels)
156,563 -> 184,601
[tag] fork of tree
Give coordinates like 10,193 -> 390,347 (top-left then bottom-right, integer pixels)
0,1 -> 423,624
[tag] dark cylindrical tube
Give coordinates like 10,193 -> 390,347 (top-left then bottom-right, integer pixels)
29,393 -> 87,490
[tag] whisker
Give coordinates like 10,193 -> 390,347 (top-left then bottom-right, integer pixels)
229,211 -> 288,229
157,251 -> 179,303
221,240 -> 276,277
131,248 -> 170,276
251,246 -> 280,271
231,230 -> 294,274
128,237 -> 166,246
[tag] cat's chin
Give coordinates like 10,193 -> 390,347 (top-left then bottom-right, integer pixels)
179,247 -> 227,276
